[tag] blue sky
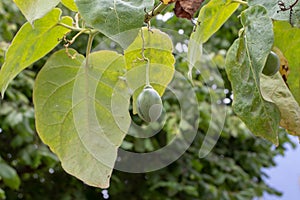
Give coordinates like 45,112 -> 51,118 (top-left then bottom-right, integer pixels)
263,136 -> 300,200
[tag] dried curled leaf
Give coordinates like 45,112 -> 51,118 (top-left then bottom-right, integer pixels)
174,0 -> 204,19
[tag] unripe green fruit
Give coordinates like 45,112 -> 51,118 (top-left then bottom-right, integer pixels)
136,85 -> 163,122
262,51 -> 280,76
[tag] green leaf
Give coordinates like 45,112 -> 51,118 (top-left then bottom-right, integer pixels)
225,6 -> 280,144
0,188 -> 5,200
188,0 -> 239,77
273,20 -> 300,104
0,8 -> 72,96
33,49 -> 130,188
61,0 -> 78,12
0,162 -> 21,190
75,0 -> 154,47
261,73 -> 300,136
13,0 -> 60,24
124,27 -> 175,114
194,0 -> 240,44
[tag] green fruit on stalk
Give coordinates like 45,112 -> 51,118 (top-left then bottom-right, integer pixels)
136,85 -> 163,122
262,51 -> 280,76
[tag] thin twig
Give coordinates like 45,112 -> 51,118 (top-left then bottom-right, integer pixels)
277,0 -> 299,26
144,2 -> 169,24
63,30 -> 85,59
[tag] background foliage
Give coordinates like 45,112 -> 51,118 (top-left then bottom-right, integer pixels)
0,0 -> 297,199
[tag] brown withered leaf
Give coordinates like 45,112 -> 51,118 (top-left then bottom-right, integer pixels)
273,47 -> 290,87
174,0 -> 204,19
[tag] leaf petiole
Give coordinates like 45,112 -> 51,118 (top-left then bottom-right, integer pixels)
57,22 -> 84,32
140,29 -> 150,87
85,31 -> 98,67
57,22 -> 98,35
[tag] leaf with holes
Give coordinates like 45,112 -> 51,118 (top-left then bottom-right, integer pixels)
33,49 -> 130,188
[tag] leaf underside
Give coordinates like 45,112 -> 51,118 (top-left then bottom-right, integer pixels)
75,0 -> 154,48
33,49 -> 130,188
225,6 -> 280,145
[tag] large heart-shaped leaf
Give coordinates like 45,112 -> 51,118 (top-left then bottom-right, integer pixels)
33,49 -> 130,188
0,8 -> 72,96
225,6 -> 280,145
75,0 -> 154,47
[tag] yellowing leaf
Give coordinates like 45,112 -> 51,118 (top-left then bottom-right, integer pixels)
0,8 -> 72,96
188,0 -> 240,77
273,21 -> 300,104
193,0 -> 240,43
61,0 -> 78,12
261,73 -> 300,136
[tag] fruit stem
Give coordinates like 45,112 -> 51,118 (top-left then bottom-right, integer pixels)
145,58 -> 150,87
140,29 -> 151,87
